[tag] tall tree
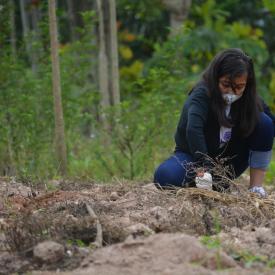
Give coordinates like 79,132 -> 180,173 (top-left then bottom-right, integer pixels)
66,0 -> 77,41
20,0 -> 33,67
109,0 -> 120,105
96,0 -> 120,126
48,0 -> 67,175
96,0 -> 111,127
10,0 -> 17,60
30,0 -> 42,73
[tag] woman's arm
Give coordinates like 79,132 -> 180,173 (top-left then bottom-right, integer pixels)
186,90 -> 210,160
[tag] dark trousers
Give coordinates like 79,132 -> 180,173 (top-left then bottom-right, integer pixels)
154,112 -> 274,188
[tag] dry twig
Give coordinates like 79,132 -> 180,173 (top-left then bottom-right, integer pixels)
85,203 -> 103,248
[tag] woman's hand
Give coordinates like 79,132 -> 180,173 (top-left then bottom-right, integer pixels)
196,168 -> 205,177
195,169 -> 213,190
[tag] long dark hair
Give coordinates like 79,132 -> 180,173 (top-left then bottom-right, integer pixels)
202,48 -> 262,137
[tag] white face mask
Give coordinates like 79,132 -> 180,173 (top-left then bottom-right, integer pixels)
222,92 -> 242,105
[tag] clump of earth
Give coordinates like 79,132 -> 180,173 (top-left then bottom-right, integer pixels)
0,176 -> 275,274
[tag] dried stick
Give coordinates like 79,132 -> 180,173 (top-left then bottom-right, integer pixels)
85,203 -> 102,248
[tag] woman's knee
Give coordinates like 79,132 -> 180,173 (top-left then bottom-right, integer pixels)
154,163 -> 184,187
153,152 -> 195,188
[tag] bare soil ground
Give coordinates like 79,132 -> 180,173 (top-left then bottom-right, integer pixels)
1,176 -> 275,274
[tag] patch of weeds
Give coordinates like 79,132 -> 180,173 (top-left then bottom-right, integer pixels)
200,235 -> 221,249
200,235 -> 224,270
200,210 -> 222,250
46,182 -> 59,192
66,239 -> 98,251
213,212 -> 222,234
266,160 -> 275,185
267,259 -> 275,268
88,243 -> 98,250
67,239 -> 86,247
231,250 -> 275,269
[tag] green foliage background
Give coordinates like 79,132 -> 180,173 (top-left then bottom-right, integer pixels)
1,0 -> 275,183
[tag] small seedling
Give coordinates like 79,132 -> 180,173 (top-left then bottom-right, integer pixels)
200,235 -> 221,249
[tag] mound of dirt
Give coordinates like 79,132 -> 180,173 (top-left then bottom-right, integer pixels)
218,222 -> 275,260
0,177 -> 275,274
31,233 -> 271,275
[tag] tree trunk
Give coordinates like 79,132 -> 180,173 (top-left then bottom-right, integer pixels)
10,0 -> 17,60
31,1 -> 41,73
66,0 -> 77,41
96,0 -> 120,122
20,0 -> 34,67
48,0 -> 67,175
96,0 -> 111,127
161,0 -> 192,35
109,0 -> 120,105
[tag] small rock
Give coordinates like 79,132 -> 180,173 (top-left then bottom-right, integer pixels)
148,206 -> 170,231
65,214 -> 78,223
204,250 -> 237,269
142,183 -> 157,191
126,223 -> 154,237
256,227 -> 275,245
7,185 -> 32,197
77,247 -> 90,257
66,249 -> 73,257
33,241 -> 65,264
110,192 -> 119,201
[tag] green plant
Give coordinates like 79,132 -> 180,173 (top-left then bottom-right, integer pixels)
67,239 -> 86,247
200,235 -> 221,249
231,250 -> 275,268
266,158 -> 275,184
